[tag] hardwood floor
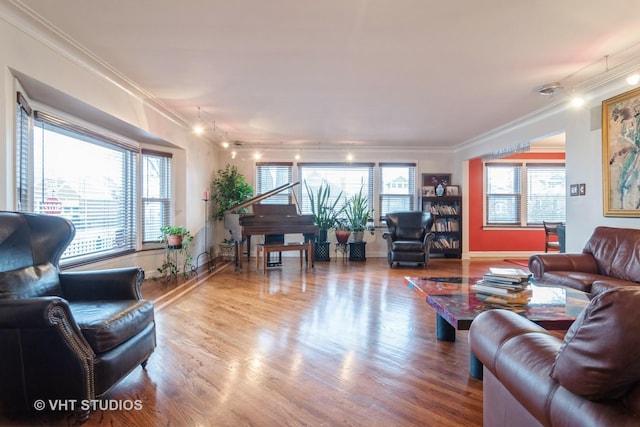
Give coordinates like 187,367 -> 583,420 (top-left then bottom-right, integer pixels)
2,256 -> 528,426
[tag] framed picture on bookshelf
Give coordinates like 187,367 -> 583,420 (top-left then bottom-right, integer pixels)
422,186 -> 436,197
422,173 -> 451,187
445,185 -> 460,196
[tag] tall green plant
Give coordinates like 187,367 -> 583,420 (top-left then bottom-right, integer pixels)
304,179 -> 345,230
344,185 -> 373,232
211,164 -> 254,221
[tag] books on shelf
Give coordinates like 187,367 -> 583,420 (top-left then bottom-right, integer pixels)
433,218 -> 459,232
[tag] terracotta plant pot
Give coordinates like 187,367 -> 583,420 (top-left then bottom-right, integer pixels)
167,235 -> 183,247
335,230 -> 351,244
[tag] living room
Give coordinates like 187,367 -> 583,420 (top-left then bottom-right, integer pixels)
3,2 -> 640,425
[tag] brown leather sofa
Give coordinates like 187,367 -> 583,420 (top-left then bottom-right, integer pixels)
469,286 -> 640,426
529,226 -> 640,294
0,211 -> 156,420
382,211 -> 435,268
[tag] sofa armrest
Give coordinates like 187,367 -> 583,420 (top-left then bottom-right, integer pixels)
528,253 -> 598,280
0,296 -> 92,355
382,232 -> 393,250
59,267 -> 145,301
470,310 -> 563,425
422,232 -> 435,247
0,297 -> 75,328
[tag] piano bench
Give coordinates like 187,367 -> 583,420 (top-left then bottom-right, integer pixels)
256,242 -> 314,273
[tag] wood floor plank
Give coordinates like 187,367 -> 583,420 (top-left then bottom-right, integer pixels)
0,257 -> 528,426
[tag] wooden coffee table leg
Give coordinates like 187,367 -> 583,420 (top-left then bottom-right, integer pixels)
436,314 -> 456,342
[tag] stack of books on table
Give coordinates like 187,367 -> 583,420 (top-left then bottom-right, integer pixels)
471,267 -> 533,306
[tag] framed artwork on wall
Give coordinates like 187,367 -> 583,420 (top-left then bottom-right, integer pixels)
421,173 -> 451,187
602,86 -> 640,217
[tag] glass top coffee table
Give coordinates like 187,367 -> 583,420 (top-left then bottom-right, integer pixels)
426,283 -> 590,342
406,276 -> 591,380
405,276 -> 477,295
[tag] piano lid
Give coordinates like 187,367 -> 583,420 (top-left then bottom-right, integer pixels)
224,181 -> 299,214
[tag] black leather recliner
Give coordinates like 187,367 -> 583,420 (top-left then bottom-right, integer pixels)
0,211 -> 156,420
382,211 -> 435,268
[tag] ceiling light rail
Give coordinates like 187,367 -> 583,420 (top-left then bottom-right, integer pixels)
538,42 -> 640,105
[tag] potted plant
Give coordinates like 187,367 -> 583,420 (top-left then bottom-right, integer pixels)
159,225 -> 192,247
344,185 -> 373,242
158,226 -> 194,279
304,179 -> 345,242
334,218 -> 351,244
211,164 -> 254,243
211,164 -> 254,221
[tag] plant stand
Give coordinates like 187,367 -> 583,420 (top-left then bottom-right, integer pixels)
315,241 -> 331,261
349,241 -> 366,261
335,242 -> 348,262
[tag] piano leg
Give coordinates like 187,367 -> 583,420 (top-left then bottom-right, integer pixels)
235,240 -> 245,271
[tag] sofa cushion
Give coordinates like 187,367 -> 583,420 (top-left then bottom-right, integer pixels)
591,278 -> 640,296
395,227 -> 424,240
70,300 -> 154,354
391,240 -> 424,252
551,287 -> 640,400
0,264 -> 62,299
541,271 -> 603,292
583,226 -> 640,283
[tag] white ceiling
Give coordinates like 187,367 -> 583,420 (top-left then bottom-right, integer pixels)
11,1 -> 640,150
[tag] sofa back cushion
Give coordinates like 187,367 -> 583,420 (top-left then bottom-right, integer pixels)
583,226 -> 640,283
0,212 -> 74,299
385,211 -> 432,241
551,286 -> 640,400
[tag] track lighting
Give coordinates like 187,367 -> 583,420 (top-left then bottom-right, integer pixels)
193,106 -> 205,135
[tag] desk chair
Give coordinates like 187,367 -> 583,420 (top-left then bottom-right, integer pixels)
543,221 -> 563,252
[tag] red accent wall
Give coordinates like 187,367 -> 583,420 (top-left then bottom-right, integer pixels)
468,152 -> 565,252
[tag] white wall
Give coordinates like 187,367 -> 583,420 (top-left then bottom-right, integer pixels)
0,7 -> 217,276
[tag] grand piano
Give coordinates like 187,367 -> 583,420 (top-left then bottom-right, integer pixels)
224,182 -> 319,270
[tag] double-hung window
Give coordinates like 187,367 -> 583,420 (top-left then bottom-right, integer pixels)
485,161 -> 565,226
141,149 -> 173,243
379,163 -> 416,219
298,162 -> 374,218
256,162 -> 293,204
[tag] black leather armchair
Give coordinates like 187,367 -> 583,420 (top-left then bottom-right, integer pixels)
0,211 -> 156,420
382,211 -> 435,268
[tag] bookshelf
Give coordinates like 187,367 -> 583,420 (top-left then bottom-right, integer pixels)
421,195 -> 462,258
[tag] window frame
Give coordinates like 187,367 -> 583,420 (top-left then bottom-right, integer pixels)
483,159 -> 566,227
141,149 -> 173,244
297,162 -> 375,220
14,91 -> 179,265
378,162 -> 416,220
256,162 -> 294,204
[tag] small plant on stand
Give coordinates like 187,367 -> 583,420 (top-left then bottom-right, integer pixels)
158,226 -> 194,280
